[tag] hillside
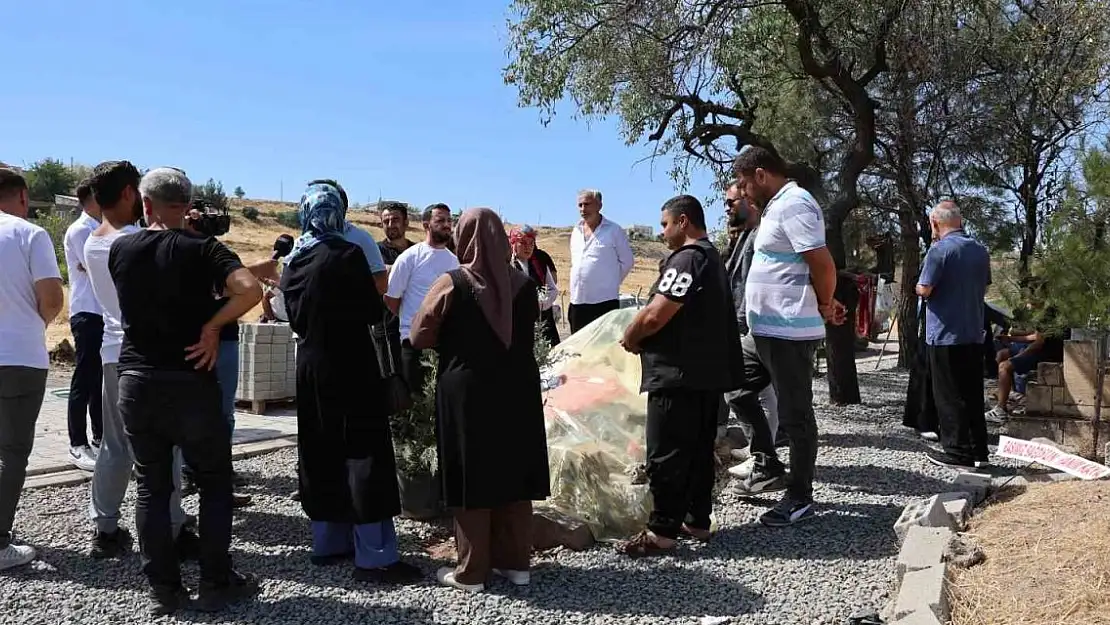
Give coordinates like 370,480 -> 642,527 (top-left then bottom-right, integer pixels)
45,199 -> 670,351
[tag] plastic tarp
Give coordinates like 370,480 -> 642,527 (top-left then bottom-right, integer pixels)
539,308 -> 652,540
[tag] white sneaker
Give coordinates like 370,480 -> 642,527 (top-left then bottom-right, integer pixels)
492,568 -> 530,586
435,567 -> 484,592
0,544 -> 36,570
920,431 -> 939,441
69,446 -> 96,472
984,406 -> 1008,424
89,440 -> 101,458
728,457 -> 756,479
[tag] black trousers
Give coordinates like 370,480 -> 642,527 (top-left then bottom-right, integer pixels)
539,308 -> 561,347
927,344 -> 988,461
400,340 -> 429,397
754,336 -> 819,501
725,334 -> 782,470
568,299 -> 620,334
118,370 -> 233,589
645,388 -> 718,539
68,312 -> 104,447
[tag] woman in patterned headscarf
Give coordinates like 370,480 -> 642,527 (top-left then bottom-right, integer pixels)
280,182 -> 421,584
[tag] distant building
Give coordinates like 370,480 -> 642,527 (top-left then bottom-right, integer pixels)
55,194 -> 80,214
627,224 -> 654,241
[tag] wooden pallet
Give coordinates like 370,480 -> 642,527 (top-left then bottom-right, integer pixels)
235,397 -> 295,415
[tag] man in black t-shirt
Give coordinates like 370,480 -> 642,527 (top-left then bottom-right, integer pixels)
109,167 -> 262,615
374,202 -> 415,377
617,195 -> 743,556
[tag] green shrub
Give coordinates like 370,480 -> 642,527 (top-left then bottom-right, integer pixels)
241,206 -> 261,221
276,211 -> 300,229
32,211 -> 72,284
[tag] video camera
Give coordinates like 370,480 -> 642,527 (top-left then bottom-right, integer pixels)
186,199 -> 232,237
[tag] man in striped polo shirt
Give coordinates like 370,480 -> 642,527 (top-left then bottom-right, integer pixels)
734,146 -> 845,527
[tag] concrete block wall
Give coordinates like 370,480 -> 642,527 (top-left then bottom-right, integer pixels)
237,323 -> 297,402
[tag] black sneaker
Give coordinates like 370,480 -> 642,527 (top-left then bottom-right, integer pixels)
290,490 -> 301,502
90,527 -> 132,559
759,495 -> 816,527
176,528 -> 202,562
231,493 -> 253,509
734,454 -> 788,496
147,584 -> 189,616
925,451 -> 977,471
192,570 -> 259,612
352,560 -> 423,584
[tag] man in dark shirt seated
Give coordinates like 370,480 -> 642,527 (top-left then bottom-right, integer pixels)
988,299 -> 1068,422
109,166 -> 262,615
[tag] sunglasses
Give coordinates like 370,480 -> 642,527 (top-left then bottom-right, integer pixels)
724,198 -> 742,209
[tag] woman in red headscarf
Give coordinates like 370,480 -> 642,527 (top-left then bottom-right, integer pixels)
509,224 -> 561,347
410,208 -> 550,592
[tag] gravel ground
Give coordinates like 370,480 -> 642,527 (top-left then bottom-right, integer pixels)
1,364 -> 1012,625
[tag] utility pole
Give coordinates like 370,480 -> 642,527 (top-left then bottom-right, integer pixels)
280,179 -> 284,203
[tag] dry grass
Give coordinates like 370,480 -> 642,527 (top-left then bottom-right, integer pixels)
949,480 -> 1110,625
45,200 -> 668,351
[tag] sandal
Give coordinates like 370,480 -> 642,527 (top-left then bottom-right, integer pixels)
680,524 -> 712,543
616,530 -> 675,558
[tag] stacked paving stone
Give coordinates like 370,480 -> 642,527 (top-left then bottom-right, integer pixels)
1010,339 -> 1110,460
237,323 -> 297,412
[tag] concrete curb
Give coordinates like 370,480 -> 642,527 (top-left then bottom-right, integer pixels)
22,436 -> 298,491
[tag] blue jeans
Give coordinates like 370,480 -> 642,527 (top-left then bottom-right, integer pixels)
216,340 -> 239,437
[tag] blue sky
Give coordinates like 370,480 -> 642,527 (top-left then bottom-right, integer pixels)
1,0 -> 719,230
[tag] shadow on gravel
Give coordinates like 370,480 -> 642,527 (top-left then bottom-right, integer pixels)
712,501 -> 901,560
818,431 -> 928,453
172,597 -> 434,625
234,507 -> 310,548
515,561 -> 764,618
817,463 -> 950,498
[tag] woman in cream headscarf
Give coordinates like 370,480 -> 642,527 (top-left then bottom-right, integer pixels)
410,207 -> 550,591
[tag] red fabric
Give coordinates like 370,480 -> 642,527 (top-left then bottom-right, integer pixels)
856,274 -> 874,338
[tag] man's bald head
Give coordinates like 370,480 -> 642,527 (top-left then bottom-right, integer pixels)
929,200 -> 963,240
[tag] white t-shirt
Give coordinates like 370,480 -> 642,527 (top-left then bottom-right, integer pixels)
83,225 -> 140,364
0,213 -> 63,369
386,242 -> 459,340
63,211 -> 103,318
745,181 -> 827,341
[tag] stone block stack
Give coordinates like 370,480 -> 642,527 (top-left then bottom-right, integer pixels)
237,323 -> 297,413
1010,339 -> 1110,460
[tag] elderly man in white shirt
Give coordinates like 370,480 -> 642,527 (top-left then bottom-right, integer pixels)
568,189 -> 634,333
63,182 -> 105,472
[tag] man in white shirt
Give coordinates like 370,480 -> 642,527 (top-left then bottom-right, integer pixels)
386,203 -> 459,394
82,162 -> 196,561
0,168 -> 65,570
568,189 -> 634,333
510,225 -> 560,346
63,182 -> 105,472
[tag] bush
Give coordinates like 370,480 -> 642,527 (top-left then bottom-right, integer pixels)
276,211 -> 300,229
32,211 -> 72,284
241,206 -> 260,221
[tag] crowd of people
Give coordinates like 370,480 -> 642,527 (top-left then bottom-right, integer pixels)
5,143 -> 977,614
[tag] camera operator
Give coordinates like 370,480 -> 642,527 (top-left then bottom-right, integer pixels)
109,167 -> 262,614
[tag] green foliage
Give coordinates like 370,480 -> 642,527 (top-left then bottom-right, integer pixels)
193,178 -> 230,212
241,206 -> 260,221
233,186 -> 246,199
31,211 -> 72,284
24,158 -> 78,202
275,211 -> 300,229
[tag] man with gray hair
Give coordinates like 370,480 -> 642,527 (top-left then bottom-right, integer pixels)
83,162 -> 199,561
916,199 -> 991,470
569,189 -> 634,333
109,165 -> 263,614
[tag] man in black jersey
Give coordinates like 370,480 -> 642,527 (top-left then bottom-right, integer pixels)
617,195 -> 743,556
109,167 -> 262,615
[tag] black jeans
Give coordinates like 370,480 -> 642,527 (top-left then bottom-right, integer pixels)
725,334 -> 783,471
68,312 -> 104,447
928,344 -> 988,462
754,336 -> 819,501
118,370 -> 233,589
567,299 -> 620,334
400,340 -> 428,397
645,388 -> 719,539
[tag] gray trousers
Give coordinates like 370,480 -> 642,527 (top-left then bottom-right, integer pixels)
89,363 -> 186,535
753,336 -> 820,501
0,366 -> 48,545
